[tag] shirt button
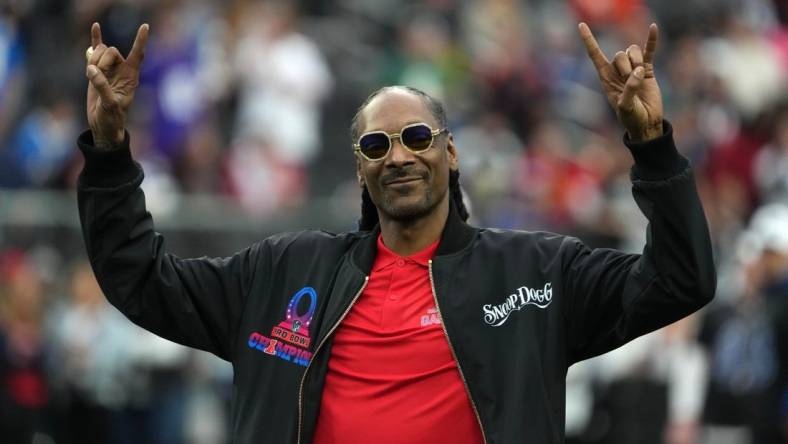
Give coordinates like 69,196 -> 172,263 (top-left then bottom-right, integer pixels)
396,259 -> 405,267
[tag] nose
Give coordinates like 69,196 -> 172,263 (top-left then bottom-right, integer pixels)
385,135 -> 415,167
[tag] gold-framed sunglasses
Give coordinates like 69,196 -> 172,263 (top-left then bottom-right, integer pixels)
354,122 -> 447,161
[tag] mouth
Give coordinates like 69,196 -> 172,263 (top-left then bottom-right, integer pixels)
384,176 -> 423,186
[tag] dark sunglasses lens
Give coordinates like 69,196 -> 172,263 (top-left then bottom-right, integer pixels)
402,125 -> 434,151
359,133 -> 390,159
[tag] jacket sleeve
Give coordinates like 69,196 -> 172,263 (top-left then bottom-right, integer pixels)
562,121 -> 716,364
76,130 -> 265,362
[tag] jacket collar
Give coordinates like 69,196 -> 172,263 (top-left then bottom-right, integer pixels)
351,199 -> 477,274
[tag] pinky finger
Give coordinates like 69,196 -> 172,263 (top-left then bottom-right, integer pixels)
91,22 -> 102,48
643,23 -> 658,64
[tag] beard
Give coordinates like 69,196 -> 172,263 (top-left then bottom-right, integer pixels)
376,174 -> 451,225
379,186 -> 437,222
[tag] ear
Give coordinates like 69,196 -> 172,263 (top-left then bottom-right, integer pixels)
446,133 -> 459,171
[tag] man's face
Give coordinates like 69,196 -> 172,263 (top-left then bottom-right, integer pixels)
356,89 -> 458,223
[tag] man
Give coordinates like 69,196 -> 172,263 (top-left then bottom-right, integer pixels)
78,20 -> 715,444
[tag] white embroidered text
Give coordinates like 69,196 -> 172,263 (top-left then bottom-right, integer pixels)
483,282 -> 553,326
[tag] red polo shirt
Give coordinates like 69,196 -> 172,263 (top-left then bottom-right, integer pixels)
313,235 -> 483,444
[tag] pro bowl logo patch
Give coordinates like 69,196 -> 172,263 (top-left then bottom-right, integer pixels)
248,287 -> 317,367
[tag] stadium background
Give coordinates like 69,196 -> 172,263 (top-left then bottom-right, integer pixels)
1,0 -> 787,443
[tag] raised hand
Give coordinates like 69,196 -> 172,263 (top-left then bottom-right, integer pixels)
579,22 -> 663,141
85,22 -> 149,147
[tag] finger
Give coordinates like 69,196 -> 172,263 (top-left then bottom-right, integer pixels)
613,51 -> 632,78
91,22 -> 102,48
86,65 -> 115,106
643,23 -> 658,65
627,44 -> 643,67
618,66 -> 644,113
127,24 -> 149,69
578,22 -> 609,71
97,46 -> 123,72
88,44 -> 108,67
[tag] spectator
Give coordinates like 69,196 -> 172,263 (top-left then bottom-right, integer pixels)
49,261 -> 136,444
232,0 -> 333,166
0,250 -> 51,443
0,9 -> 25,141
700,204 -> 788,444
1,98 -> 78,187
753,108 -> 788,203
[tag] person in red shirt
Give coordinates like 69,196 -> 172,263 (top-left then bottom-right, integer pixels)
309,85 -> 479,443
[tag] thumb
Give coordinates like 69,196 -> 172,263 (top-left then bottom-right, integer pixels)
86,65 -> 115,108
617,66 -> 644,113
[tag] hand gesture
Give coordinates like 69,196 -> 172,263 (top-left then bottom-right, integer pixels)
579,23 -> 663,141
85,22 -> 149,147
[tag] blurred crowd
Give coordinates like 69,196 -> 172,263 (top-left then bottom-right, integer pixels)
1,0 -> 787,443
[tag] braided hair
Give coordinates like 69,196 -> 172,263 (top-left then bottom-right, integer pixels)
353,86 -> 470,231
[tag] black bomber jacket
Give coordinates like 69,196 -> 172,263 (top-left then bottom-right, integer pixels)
77,121 -> 716,443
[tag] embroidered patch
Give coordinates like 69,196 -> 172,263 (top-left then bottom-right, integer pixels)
483,283 -> 552,326
248,287 -> 317,367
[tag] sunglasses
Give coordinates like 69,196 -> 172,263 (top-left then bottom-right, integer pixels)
354,123 -> 447,161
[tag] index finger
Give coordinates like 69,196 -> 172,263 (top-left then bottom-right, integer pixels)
127,23 -> 149,69
643,23 -> 658,64
91,22 -> 102,48
578,22 -> 609,71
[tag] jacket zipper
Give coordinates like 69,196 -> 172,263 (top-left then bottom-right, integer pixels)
428,260 -> 488,444
297,276 -> 369,444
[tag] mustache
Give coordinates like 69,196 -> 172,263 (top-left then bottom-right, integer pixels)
380,168 -> 429,185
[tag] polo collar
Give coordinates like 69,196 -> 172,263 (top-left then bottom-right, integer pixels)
374,234 -> 439,270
